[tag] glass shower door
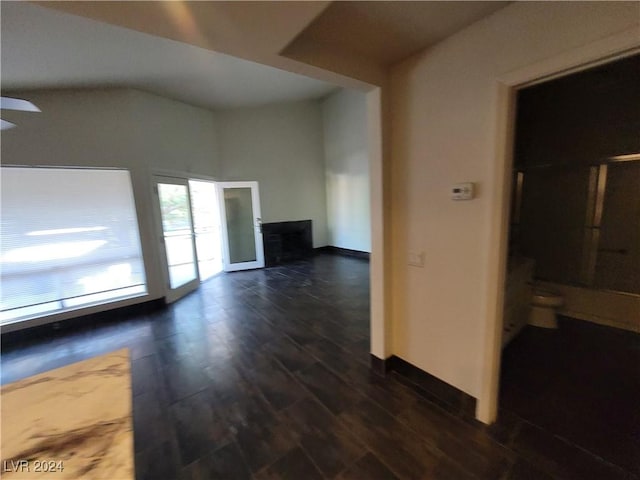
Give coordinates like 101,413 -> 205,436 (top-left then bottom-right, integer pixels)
517,160 -> 640,295
519,166 -> 591,285
593,161 -> 640,294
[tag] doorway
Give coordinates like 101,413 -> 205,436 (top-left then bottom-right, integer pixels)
154,176 -> 264,303
498,54 -> 640,475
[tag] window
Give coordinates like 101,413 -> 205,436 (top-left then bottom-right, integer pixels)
0,167 -> 147,324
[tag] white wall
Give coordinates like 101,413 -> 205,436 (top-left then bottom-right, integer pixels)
215,100 -> 329,247
389,1 -> 640,400
321,89 -> 370,252
126,90 -> 221,175
0,88 -> 219,321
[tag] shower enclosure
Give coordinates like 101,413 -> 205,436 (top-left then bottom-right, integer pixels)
510,157 -> 640,330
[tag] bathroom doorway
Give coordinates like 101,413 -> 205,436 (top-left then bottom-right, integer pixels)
498,54 -> 640,476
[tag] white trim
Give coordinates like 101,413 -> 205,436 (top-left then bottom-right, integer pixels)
0,293 -> 153,334
367,87 -> 388,359
150,168 -> 219,183
477,28 -> 640,424
477,83 -> 516,424
0,164 -> 126,171
499,27 -> 640,87
609,153 -> 640,162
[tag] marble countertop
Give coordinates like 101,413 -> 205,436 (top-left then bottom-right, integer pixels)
1,349 -> 134,479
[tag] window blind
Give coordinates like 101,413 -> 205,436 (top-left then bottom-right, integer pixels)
0,167 -> 147,324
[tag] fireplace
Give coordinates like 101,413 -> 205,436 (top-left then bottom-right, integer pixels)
262,220 -> 313,267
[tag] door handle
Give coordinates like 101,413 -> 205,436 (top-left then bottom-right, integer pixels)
256,217 -> 262,233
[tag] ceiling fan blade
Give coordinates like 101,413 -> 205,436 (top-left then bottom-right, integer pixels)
0,96 -> 41,112
1,119 -> 17,130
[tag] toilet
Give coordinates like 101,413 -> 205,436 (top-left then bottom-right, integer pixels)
529,289 -> 564,329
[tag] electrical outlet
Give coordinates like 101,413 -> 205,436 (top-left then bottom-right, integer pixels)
408,251 -> 424,267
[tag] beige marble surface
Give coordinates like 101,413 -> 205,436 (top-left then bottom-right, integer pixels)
1,349 -> 134,479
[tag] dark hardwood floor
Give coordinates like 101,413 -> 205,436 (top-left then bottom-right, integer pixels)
1,254 -> 637,479
500,317 -> 640,479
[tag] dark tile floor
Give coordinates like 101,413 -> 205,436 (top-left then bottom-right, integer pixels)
500,317 -> 640,478
1,254 -> 638,479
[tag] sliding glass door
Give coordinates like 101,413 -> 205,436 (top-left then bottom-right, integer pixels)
593,161 -> 640,293
155,177 -> 199,303
155,177 -> 264,302
515,159 -> 640,295
189,179 -> 223,281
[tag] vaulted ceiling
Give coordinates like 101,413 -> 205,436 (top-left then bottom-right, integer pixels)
2,1 -> 510,109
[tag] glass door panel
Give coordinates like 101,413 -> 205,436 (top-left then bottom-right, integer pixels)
519,167 -> 591,285
189,179 -> 223,280
593,162 -> 640,293
218,182 -> 264,271
155,177 -> 199,302
226,188 -> 256,263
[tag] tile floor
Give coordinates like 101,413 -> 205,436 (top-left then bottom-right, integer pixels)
1,254 -> 637,479
500,316 -> 640,478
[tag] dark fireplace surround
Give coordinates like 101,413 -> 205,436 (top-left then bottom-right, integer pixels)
262,220 -> 313,267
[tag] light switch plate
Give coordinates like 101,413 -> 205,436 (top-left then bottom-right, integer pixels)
452,182 -> 474,200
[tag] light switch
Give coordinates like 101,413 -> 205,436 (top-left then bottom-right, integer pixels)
408,251 -> 424,267
452,182 -> 474,200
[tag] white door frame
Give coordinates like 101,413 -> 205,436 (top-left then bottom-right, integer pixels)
217,181 -> 265,272
477,29 -> 640,423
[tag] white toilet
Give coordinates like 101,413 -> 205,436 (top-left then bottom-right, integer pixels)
529,289 -> 564,329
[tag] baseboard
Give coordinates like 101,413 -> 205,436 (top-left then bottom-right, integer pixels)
1,298 -> 166,349
315,245 -> 370,260
383,355 -> 477,418
370,354 -> 392,376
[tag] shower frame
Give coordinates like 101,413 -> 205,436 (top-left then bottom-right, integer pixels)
511,155 -> 639,296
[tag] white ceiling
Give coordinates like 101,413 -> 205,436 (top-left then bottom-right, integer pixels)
0,2 -> 339,110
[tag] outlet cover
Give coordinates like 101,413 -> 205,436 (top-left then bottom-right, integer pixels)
408,251 -> 424,267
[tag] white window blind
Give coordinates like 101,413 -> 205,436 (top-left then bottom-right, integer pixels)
0,167 -> 147,324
